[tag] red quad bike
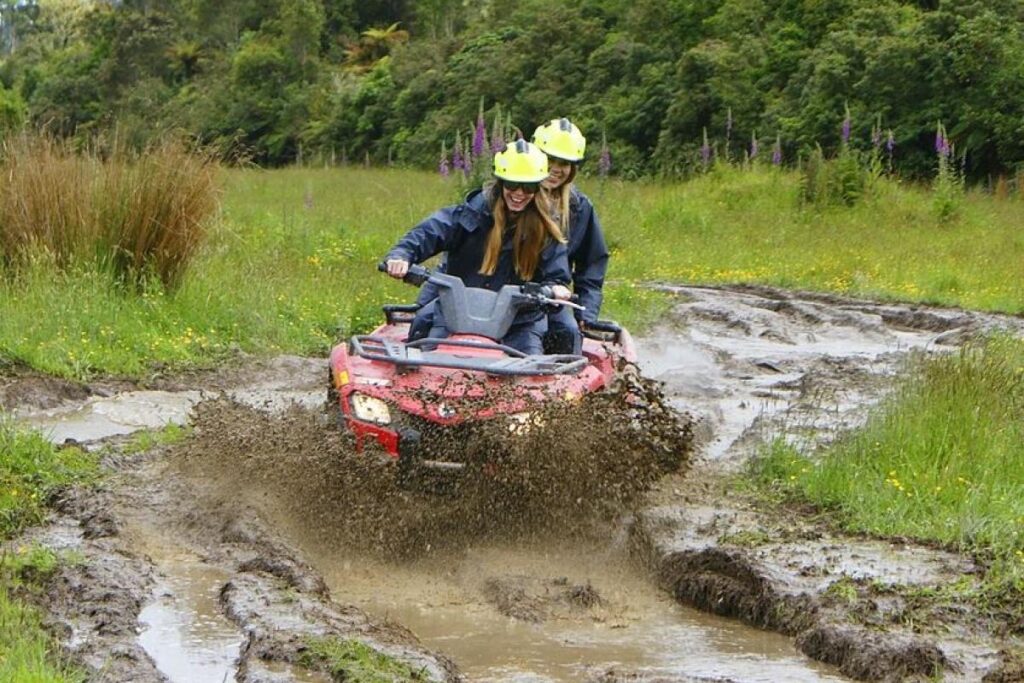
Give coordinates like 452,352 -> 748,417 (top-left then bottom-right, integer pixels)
328,264 -> 636,488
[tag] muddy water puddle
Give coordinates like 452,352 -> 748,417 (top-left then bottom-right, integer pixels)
306,543 -> 847,682
638,286 -> 990,463
137,560 -> 242,683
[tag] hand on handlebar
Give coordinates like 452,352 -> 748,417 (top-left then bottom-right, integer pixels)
550,284 -> 571,301
385,259 -> 410,279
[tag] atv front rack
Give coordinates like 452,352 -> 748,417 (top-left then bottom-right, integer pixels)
350,335 -> 588,376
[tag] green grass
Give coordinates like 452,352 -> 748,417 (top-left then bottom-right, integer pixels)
1,164 -> 1022,380
750,335 -> 1024,592
593,165 -> 1024,313
298,637 -> 434,682
0,420 -> 95,682
0,419 -> 98,537
0,581 -> 85,683
119,423 -> 191,455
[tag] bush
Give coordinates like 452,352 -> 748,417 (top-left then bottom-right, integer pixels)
0,84 -> 25,135
799,144 -> 872,207
0,133 -> 220,288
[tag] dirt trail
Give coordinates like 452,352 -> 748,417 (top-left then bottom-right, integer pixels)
6,285 -> 1024,682
633,285 -> 1024,682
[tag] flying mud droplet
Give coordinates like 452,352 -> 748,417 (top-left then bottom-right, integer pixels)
173,363 -> 693,559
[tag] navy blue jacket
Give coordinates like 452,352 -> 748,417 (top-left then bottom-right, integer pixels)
387,189 -> 570,323
564,187 -> 608,324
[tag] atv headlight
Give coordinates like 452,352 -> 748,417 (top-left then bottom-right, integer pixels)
508,412 -> 545,436
350,393 -> 392,425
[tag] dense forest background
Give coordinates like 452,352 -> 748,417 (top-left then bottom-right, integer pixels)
1,0 -> 1022,179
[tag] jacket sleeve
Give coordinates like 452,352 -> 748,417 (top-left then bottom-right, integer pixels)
385,205 -> 462,264
537,240 -> 571,287
570,196 -> 609,323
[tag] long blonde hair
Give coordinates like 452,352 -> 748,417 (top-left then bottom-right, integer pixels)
543,164 -> 577,238
479,183 -> 564,280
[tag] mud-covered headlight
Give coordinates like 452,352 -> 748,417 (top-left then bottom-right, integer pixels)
350,394 -> 391,425
508,412 -> 545,436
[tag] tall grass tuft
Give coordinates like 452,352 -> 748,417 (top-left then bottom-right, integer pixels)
0,133 -> 219,289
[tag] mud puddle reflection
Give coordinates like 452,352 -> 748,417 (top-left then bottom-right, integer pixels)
137,560 -> 241,683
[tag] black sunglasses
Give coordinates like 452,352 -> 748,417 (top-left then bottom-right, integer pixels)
503,181 -> 541,193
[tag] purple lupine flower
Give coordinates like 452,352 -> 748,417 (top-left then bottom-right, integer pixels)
700,127 -> 711,168
439,141 -> 450,178
490,109 -> 505,153
771,135 -> 782,166
452,131 -> 465,173
886,129 -> 895,153
841,105 -> 851,144
471,101 -> 487,160
935,123 -> 951,157
750,132 -> 759,159
598,133 -> 612,177
725,108 -> 733,141
472,114 -> 486,159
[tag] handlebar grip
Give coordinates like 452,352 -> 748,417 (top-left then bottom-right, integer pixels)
585,320 -> 622,334
379,260 -> 431,286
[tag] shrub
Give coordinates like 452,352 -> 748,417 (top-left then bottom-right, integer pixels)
0,132 -> 220,289
799,144 -> 872,207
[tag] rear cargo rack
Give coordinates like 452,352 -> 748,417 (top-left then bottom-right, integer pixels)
350,335 -> 587,376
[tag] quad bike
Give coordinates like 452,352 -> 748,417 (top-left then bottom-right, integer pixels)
327,264 -> 636,486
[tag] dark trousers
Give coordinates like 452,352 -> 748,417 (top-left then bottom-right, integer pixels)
544,305 -> 583,355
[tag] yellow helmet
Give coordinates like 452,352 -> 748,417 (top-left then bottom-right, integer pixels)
492,139 -> 549,183
531,118 -> 586,162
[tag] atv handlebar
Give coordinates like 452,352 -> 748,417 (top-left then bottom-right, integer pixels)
378,261 -> 432,287
378,261 -> 584,311
519,282 -> 586,312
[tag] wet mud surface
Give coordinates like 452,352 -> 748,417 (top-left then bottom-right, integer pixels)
7,285 -> 1024,681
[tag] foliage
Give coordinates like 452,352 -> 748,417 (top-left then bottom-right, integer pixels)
932,122 -> 964,223
298,637 -> 433,682
799,144 -> 874,207
0,579 -> 86,683
0,417 -> 97,538
0,80 -> 24,133
0,419 -> 91,683
1,0 -> 1023,180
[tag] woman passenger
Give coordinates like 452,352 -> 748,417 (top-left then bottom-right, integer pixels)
531,118 -> 609,354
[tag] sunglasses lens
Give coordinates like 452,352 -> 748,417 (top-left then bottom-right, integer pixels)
506,181 -> 539,193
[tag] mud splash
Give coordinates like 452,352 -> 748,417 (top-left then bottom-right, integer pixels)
176,363 -> 691,559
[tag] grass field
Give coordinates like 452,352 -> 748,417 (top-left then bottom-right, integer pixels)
1,165 -> 1021,379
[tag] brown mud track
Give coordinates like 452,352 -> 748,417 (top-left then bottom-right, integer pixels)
7,284 -> 1024,682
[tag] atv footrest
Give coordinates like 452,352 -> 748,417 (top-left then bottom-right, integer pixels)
351,335 -> 587,376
